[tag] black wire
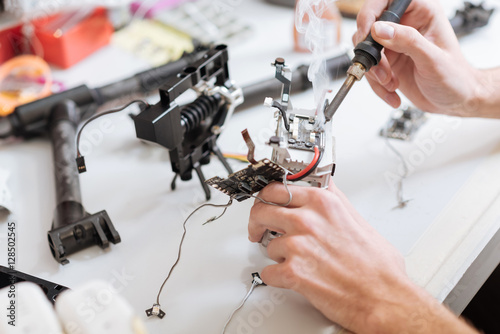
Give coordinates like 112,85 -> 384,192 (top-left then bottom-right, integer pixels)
289,148 -> 324,182
272,101 -> 290,131
76,100 -> 149,157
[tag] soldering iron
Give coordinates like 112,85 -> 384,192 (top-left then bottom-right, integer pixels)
324,0 -> 413,122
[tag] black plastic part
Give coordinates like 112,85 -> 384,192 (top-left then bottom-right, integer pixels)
252,272 -> 266,286
76,156 -> 87,174
145,305 -> 166,319
48,101 -> 120,265
0,265 -> 69,304
8,85 -> 98,138
353,0 -> 412,72
134,45 -> 234,200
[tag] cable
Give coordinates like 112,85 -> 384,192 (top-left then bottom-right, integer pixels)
146,199 -> 233,318
75,100 -> 149,173
382,126 -> 410,209
221,273 -> 265,334
286,146 -> 322,181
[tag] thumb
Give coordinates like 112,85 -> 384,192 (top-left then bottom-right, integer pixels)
371,21 -> 441,67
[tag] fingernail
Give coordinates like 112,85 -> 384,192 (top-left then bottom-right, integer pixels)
385,93 -> 400,108
373,67 -> 388,83
373,22 -> 395,39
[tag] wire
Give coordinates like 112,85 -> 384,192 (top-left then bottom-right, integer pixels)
75,100 -> 149,158
286,146 -> 322,181
382,126 -> 410,209
222,153 -> 248,163
221,280 -> 259,334
154,199 -> 233,305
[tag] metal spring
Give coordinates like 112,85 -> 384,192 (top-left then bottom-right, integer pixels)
181,94 -> 221,133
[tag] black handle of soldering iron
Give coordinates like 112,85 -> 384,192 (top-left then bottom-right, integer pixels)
352,0 -> 412,72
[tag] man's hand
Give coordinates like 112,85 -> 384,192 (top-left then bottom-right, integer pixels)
354,0 -> 499,118
248,182 -> 478,334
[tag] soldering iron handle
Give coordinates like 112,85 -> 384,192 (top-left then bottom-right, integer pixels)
353,0 -> 412,71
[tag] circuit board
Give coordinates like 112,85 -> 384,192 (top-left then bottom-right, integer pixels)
206,159 -> 284,201
287,114 -> 322,151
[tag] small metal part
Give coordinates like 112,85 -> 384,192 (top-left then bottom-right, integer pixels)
242,129 -> 258,164
269,136 -> 280,145
145,304 -> 166,319
324,63 -> 365,122
380,106 -> 427,141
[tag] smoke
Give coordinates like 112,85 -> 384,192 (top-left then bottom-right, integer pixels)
295,0 -> 338,109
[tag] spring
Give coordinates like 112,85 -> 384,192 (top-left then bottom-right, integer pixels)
181,94 -> 221,133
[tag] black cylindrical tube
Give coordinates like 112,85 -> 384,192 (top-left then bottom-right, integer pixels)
49,100 -> 85,227
9,85 -> 98,137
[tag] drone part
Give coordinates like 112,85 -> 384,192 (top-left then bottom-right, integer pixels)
286,146 -> 323,181
221,272 -> 266,334
0,265 -> 69,304
206,159 -> 285,202
450,2 -> 494,37
145,304 -> 166,319
287,113 -> 321,151
272,58 -> 292,111
150,199 -> 233,318
241,129 -> 258,164
49,100 -> 120,265
133,44 -> 243,200
380,106 -> 427,141
75,99 -> 149,173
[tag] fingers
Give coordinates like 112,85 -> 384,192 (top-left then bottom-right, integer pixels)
248,204 -> 289,242
371,21 -> 442,69
255,182 -> 308,208
366,76 -> 401,108
355,0 -> 390,44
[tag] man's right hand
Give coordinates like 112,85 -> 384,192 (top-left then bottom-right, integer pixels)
354,0 -> 498,118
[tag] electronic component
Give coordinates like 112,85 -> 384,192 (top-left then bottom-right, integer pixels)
146,303 -> 166,319
380,105 -> 427,141
206,159 -> 284,202
267,58 -> 335,188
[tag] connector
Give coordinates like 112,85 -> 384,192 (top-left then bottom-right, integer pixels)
76,156 -> 87,173
145,303 -> 166,319
251,272 -> 266,286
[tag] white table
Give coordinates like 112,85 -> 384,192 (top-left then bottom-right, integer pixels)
1,0 -> 499,333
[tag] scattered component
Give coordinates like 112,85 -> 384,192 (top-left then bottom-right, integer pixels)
148,199 -> 233,320
450,2 -> 494,37
0,265 -> 69,304
379,106 -> 427,141
241,129 -> 257,164
221,272 -> 266,334
323,0 -> 412,121
55,280 -> 147,334
47,100 -> 120,265
0,282 -> 64,334
145,303 -> 166,319
133,44 -> 243,200
206,159 -> 284,202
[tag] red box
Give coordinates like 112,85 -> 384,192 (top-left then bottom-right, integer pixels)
31,8 -> 113,69
0,24 -> 23,63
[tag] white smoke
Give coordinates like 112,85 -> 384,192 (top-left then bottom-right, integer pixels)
295,0 -> 338,111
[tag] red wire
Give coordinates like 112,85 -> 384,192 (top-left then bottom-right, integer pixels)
287,146 -> 320,181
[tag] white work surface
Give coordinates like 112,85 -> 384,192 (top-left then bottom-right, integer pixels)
1,0 -> 500,333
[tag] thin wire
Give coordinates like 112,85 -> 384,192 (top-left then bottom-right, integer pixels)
221,281 -> 258,334
383,126 -> 409,209
155,199 -> 233,305
76,100 -> 149,157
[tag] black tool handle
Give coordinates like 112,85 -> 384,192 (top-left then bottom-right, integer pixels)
353,0 -> 412,71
